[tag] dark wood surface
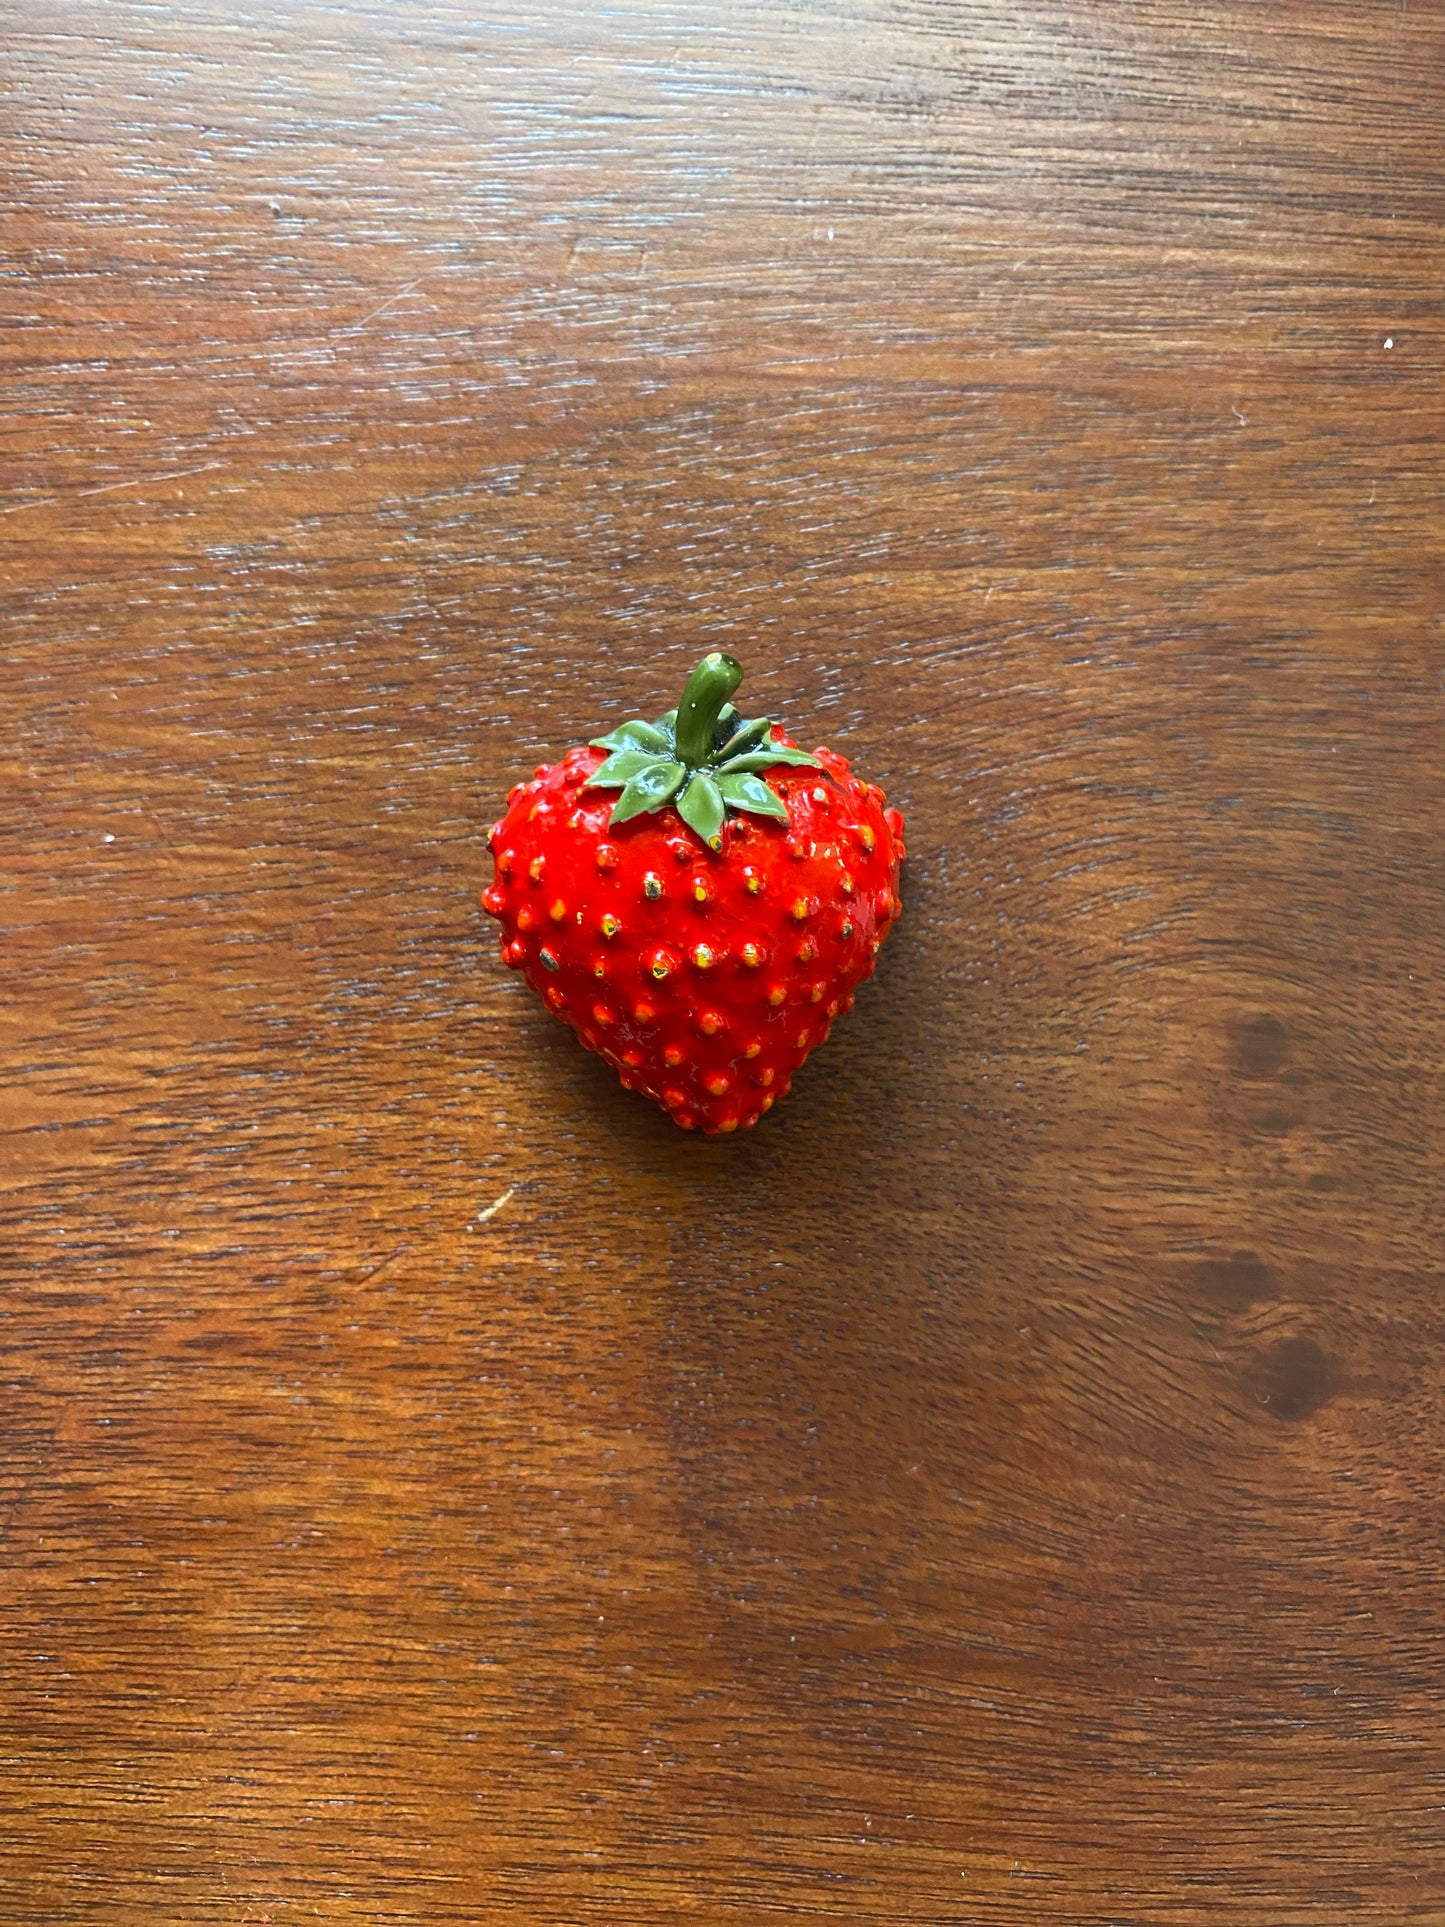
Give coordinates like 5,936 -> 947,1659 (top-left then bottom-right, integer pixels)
4,3 -> 1443,1920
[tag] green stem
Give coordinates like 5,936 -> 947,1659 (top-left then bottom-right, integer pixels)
673,652 -> 744,767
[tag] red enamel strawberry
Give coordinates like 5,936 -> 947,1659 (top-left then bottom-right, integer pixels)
482,653 -> 905,1133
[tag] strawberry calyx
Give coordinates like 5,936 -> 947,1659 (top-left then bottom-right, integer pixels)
583,652 -> 822,849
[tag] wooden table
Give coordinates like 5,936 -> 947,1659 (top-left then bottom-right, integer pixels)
5,3 -> 1442,1920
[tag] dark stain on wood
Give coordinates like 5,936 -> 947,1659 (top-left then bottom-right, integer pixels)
1248,1335 -> 1339,1423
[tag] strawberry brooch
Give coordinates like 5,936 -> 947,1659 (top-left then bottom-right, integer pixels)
482,653 -> 905,1133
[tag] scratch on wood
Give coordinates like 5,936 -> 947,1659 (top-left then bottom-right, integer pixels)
337,276 -> 430,335
355,1246 -> 411,1285
474,1187 -> 515,1226
0,461 -> 226,517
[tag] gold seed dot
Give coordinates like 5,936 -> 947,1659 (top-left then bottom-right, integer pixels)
742,867 -> 763,895
790,897 -> 815,921
599,913 -> 620,939
593,1003 -> 616,1027
754,1067 -> 775,1087
767,984 -> 787,1007
740,942 -> 764,968
529,855 -> 546,882
858,825 -> 875,851
705,1072 -> 730,1097
743,1041 -> 761,1059
808,985 -> 824,1003
664,1045 -> 684,1068
663,1086 -> 686,1109
594,843 -> 619,871
692,877 -> 712,904
840,919 -> 854,940
698,1010 -> 724,1036
760,1094 -> 774,1112
549,898 -> 567,921
796,940 -> 816,965
632,1000 -> 656,1023
643,872 -> 664,900
717,1116 -> 738,1132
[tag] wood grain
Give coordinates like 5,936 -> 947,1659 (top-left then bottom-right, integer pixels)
3,2 -> 1443,1920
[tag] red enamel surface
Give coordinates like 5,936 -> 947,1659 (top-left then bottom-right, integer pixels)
482,734 -> 906,1133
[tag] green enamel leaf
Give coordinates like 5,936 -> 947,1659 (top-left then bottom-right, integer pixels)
584,747 -> 667,789
608,759 -> 686,824
676,772 -> 725,844
717,770 -> 788,821
579,658 -> 826,847
716,715 -> 774,762
715,745 -> 822,775
589,718 -> 673,756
